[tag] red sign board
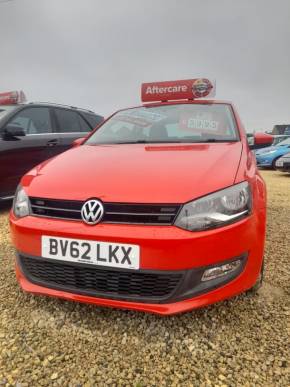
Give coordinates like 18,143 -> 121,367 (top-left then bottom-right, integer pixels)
141,78 -> 215,102
0,91 -> 26,105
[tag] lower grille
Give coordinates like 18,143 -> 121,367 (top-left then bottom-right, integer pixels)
19,255 -> 183,303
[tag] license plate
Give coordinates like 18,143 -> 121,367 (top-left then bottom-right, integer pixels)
41,236 -> 140,270
276,160 -> 283,167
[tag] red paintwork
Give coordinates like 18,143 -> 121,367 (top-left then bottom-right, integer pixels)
72,127 -> 100,147
0,90 -> 26,105
20,142 -> 242,203
72,137 -> 86,147
10,99 -> 267,315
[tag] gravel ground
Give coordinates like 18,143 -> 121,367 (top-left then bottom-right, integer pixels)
0,170 -> 289,386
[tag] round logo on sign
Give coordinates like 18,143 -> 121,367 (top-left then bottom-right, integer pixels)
192,79 -> 213,98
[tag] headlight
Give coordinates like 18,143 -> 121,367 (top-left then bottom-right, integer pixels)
175,182 -> 252,232
13,186 -> 30,218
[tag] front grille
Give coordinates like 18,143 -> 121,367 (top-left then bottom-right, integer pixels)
30,197 -> 180,225
19,255 -> 183,303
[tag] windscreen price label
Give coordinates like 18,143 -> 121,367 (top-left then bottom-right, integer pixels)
180,117 -> 219,131
187,118 -> 218,130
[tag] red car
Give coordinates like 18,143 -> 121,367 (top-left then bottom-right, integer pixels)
10,79 -> 272,315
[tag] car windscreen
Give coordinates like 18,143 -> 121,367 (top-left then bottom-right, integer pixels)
272,136 -> 289,145
85,104 -> 239,145
278,138 -> 290,146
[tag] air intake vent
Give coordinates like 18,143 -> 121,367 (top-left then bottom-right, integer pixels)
20,255 -> 184,303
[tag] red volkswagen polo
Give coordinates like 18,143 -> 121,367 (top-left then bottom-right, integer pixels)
10,79 -> 272,315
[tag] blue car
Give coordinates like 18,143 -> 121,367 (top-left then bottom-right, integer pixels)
255,138 -> 290,168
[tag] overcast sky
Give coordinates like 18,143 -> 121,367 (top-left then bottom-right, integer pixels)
1,0 -> 290,132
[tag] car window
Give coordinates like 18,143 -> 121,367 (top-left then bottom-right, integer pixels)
0,105 -> 18,120
54,108 -> 89,132
78,114 -> 91,132
8,107 -> 52,134
82,113 -> 103,128
246,134 -> 254,146
86,104 -> 239,145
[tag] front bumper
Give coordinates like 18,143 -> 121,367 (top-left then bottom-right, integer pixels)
16,252 -> 248,304
276,161 -> 290,172
10,210 -> 265,315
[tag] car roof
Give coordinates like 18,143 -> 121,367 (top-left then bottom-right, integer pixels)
110,99 -> 233,115
142,99 -> 232,107
5,102 -> 101,116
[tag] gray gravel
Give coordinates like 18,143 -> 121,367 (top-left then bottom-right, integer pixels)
0,170 -> 289,386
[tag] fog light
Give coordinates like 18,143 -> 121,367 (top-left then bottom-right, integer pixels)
201,260 -> 241,282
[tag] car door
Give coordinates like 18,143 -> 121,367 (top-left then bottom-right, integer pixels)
0,106 -> 57,197
53,108 -> 93,153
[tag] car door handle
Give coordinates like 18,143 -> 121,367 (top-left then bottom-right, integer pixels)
47,139 -> 59,147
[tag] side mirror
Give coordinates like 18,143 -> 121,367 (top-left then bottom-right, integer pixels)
72,137 -> 85,147
3,124 -> 26,138
249,132 -> 273,150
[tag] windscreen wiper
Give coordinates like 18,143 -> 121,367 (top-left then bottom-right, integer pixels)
196,139 -> 238,143
95,139 -> 237,145
113,140 -> 184,144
